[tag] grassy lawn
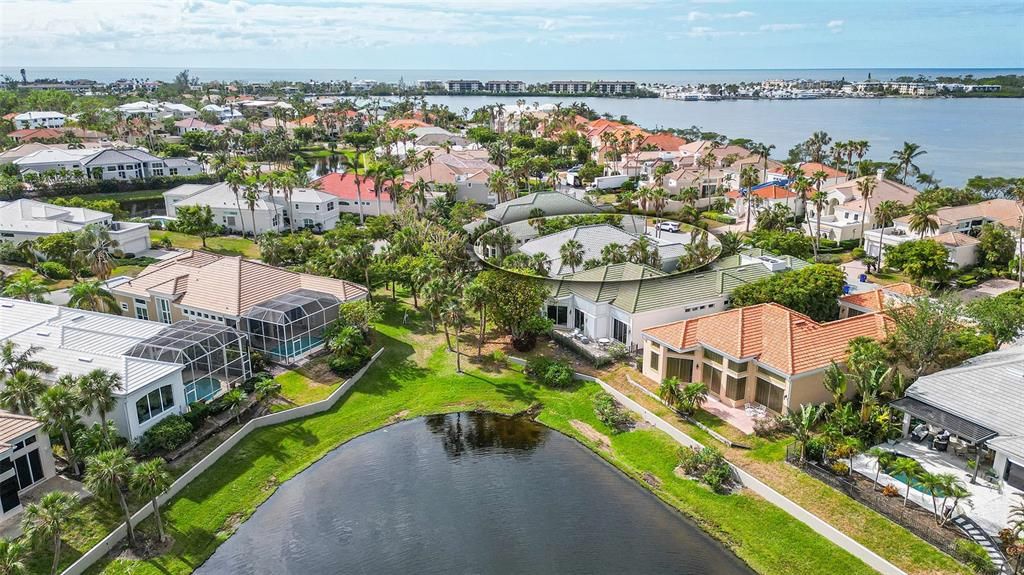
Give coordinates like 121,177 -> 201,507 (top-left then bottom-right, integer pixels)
869,270 -> 915,286
80,298 -> 889,575
273,357 -> 343,408
151,231 -> 260,258
701,217 -> 729,229
88,189 -> 171,202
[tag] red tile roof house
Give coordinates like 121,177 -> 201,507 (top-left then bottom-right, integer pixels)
640,303 -> 893,426
725,184 -> 802,218
313,172 -> 395,216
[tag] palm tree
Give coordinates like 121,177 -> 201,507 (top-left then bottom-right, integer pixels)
559,239 -> 585,274
908,201 -> 940,239
679,381 -> 709,414
77,369 -> 122,441
1007,183 -> 1024,289
34,377 -> 82,475
409,177 -> 432,217
888,456 -> 922,508
0,538 -> 26,575
792,176 -> 811,227
463,279 -> 488,356
872,200 -> 903,262
658,377 -> 683,410
131,458 -> 172,543
1,271 -> 47,302
856,176 -> 877,246
224,168 -> 248,236
891,142 -> 926,184
76,224 -> 121,281
785,403 -> 822,463
808,190 -> 828,258
85,448 -> 138,547
338,153 -> 366,225
0,371 -> 46,415
67,280 -> 118,313
440,299 -> 467,373
600,242 -> 627,264
740,165 -> 759,232
22,491 -> 79,575
223,389 -> 245,424
821,362 -> 847,407
0,341 -> 53,377
805,131 -> 831,164
717,231 -> 743,257
867,447 -> 894,493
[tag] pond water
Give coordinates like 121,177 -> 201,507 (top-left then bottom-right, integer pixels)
195,412 -> 754,575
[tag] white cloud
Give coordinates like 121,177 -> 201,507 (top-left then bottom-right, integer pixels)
685,26 -> 745,38
679,9 -> 752,22
759,23 -> 806,32
690,0 -> 734,4
687,11 -> 711,21
721,10 -> 755,18
827,19 -> 845,33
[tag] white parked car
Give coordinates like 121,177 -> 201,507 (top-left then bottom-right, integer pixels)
656,221 -> 681,233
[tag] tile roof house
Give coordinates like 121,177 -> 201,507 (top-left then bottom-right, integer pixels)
799,162 -> 848,185
807,173 -> 920,242
891,344 -> 1024,493
164,181 -> 345,234
641,133 -> 687,152
111,251 -> 367,363
404,152 -> 499,205
0,297 -> 252,439
864,198 -> 1022,269
313,172 -> 394,215
641,302 -> 893,418
14,146 -> 201,180
545,249 -> 809,348
839,282 -> 923,317
0,410 -> 57,523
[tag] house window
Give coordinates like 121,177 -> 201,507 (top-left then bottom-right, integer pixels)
170,168 -> 179,175
303,218 -> 314,228
13,449 -> 44,490
612,319 -> 628,344
666,357 -> 693,382
702,364 -> 722,396
725,375 -> 746,401
755,378 -> 785,413
106,166 -> 116,171
546,305 -> 568,326
315,205 -> 320,211
727,359 -> 747,373
327,202 -> 335,211
136,384 -> 175,424
153,169 -> 164,176
157,299 -> 172,324
649,350 -> 660,371
703,349 -> 724,365
134,299 -> 149,321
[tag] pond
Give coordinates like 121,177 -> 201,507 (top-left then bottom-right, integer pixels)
304,153 -> 346,179
195,412 -> 754,575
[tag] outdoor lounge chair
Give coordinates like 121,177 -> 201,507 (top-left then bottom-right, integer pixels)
910,424 -> 929,442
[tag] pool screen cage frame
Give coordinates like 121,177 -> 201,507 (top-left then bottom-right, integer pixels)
242,289 -> 342,363
126,320 -> 251,402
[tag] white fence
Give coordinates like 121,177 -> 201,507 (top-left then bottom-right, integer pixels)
60,348 -> 385,575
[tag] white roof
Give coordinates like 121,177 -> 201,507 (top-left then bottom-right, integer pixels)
116,101 -> 159,112
518,221 -> 687,277
12,147 -> 97,166
0,298 -> 182,394
13,111 -> 66,121
159,102 -> 197,114
169,182 -> 332,211
0,198 -> 112,234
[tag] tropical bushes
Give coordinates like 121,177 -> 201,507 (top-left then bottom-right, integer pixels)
592,392 -> 632,431
326,325 -> 372,376
953,539 -> 998,574
730,263 -> 846,322
677,446 -> 733,493
36,261 -> 71,280
136,414 -> 192,455
525,357 -> 576,389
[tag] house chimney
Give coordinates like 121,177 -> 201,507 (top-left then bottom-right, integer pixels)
876,169 -> 884,182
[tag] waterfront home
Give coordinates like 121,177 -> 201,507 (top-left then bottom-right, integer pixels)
174,117 -> 226,136
641,132 -> 687,152
863,199 -> 1022,268
0,142 -> 102,165
0,198 -> 151,254
640,302 -> 891,415
0,297 -> 251,439
799,162 -> 848,185
164,181 -> 341,234
14,147 -> 202,180
805,173 -> 919,242
0,411 -> 57,524
547,249 -> 807,349
404,152 -> 498,205
111,251 -> 367,363
838,282 -> 923,318
313,172 -> 395,216
662,166 -> 735,206
12,111 -> 66,130
725,184 -> 802,218
200,104 -> 244,123
7,127 -> 110,144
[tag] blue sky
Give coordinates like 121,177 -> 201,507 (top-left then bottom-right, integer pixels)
1,0 -> 1022,69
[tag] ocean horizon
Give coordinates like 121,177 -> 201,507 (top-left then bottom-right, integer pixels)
2,66 -> 1021,85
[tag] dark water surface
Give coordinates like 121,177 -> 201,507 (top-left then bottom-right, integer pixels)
195,412 -> 755,575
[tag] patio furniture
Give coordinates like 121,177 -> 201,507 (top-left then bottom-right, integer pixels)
597,338 -> 611,348
910,423 -> 929,442
932,430 -> 950,451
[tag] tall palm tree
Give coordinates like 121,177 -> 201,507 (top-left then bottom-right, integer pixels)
34,377 -> 82,475
805,131 -> 831,163
77,369 -> 122,441
85,448 -> 138,547
1008,183 -> 1024,289
338,152 -> 366,225
785,403 -> 822,462
21,491 -> 79,575
440,299 -> 467,372
856,176 -> 877,246
0,538 -> 26,575
792,176 -> 811,226
67,280 -> 118,313
891,142 -> 927,185
872,200 -> 903,262
462,279 -> 488,356
0,341 -> 54,377
76,224 -> 121,281
600,242 -> 627,264
409,177 -> 432,217
1,271 -> 47,302
888,456 -> 922,508
131,458 -> 172,543
0,371 -> 46,415
867,447 -> 894,493
809,190 -> 828,258
559,239 -> 585,274
225,168 -> 249,237
740,165 -> 759,232
908,201 -> 940,239
658,377 -> 683,410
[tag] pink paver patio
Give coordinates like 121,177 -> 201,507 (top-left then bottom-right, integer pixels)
701,394 -> 758,435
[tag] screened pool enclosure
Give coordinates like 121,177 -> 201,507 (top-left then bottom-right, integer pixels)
126,321 -> 251,404
242,289 -> 341,363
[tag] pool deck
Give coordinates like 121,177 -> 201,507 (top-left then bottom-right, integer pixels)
853,439 -> 1021,537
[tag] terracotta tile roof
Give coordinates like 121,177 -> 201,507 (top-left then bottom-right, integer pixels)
643,303 -> 892,376
839,282 -> 923,312
893,199 -> 1022,229
387,118 -> 430,129
725,185 -> 795,200
642,133 -> 687,151
9,128 -> 64,141
313,172 -> 391,202
114,251 -> 367,316
0,411 -> 42,449
799,162 -> 845,179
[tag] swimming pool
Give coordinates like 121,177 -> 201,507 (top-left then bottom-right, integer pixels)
886,456 -> 947,497
268,335 -> 324,360
185,377 -> 223,404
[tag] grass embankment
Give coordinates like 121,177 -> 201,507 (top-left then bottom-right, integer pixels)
596,365 -> 969,575
89,189 -> 171,202
150,231 -> 259,258
86,299 -> 879,575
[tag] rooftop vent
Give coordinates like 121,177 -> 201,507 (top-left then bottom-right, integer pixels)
35,330 -> 50,337
77,357 -> 93,363
757,256 -> 788,272
0,302 -> 13,308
